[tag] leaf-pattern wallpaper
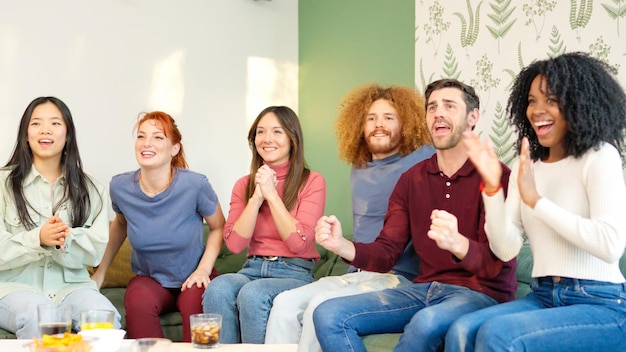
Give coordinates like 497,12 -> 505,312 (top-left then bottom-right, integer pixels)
415,0 -> 626,166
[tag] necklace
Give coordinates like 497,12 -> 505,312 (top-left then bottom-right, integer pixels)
138,171 -> 171,196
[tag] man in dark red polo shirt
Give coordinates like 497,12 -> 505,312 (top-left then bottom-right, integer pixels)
313,78 -> 517,352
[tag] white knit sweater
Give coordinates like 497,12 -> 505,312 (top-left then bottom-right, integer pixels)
483,143 -> 626,283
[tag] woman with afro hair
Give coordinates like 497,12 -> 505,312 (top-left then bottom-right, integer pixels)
449,51 -> 626,351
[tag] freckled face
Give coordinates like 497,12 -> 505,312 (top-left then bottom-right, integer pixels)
27,102 -> 67,163
254,112 -> 291,165
363,99 -> 403,160
526,75 -> 568,161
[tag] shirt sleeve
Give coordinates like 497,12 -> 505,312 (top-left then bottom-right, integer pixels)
451,163 -> 511,278
0,190 -> 44,270
222,176 -> 251,253
197,174 -> 219,217
282,172 -> 326,255
483,160 -> 526,262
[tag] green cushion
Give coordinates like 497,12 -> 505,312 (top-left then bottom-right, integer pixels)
0,330 -> 15,340
515,242 -> 534,299
361,333 -> 401,351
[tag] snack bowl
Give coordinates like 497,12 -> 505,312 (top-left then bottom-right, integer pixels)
27,333 -> 95,352
78,329 -> 126,352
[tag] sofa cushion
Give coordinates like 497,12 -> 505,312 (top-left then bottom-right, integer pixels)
361,333 -> 401,351
515,241 -> 533,299
88,238 -> 135,288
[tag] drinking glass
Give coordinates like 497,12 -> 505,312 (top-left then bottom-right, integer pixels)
79,309 -> 115,330
190,313 -> 222,349
37,304 -> 72,337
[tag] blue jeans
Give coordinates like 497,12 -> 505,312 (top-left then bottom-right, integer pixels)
202,257 -> 314,343
266,271 -> 412,352
0,289 -> 121,338
445,277 -> 626,352
313,282 -> 498,352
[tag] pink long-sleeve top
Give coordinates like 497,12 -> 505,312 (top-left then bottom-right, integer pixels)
223,161 -> 325,261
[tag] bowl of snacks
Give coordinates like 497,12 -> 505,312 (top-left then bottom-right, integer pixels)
28,332 -> 94,352
79,329 -> 126,352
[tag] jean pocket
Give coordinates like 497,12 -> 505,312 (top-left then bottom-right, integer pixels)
579,284 -> 625,305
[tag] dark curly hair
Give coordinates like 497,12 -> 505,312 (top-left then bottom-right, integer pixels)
335,83 -> 431,168
507,52 -> 626,161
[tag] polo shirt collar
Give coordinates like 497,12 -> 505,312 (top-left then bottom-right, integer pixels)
425,154 -> 475,180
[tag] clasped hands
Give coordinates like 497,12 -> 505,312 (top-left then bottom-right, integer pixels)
40,213 -> 69,249
252,165 -> 279,202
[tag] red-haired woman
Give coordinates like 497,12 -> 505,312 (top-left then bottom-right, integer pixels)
92,111 -> 225,342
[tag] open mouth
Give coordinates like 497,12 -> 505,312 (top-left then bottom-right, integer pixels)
432,123 -> 451,136
369,129 -> 390,138
534,120 -> 553,136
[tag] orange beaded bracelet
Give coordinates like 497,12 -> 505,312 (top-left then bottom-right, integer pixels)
479,181 -> 502,196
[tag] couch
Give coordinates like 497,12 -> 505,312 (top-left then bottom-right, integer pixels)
2,237 -> 625,352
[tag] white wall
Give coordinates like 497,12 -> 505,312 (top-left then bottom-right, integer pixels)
0,0 -> 299,217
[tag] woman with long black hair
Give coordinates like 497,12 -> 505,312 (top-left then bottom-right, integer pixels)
0,97 -> 120,338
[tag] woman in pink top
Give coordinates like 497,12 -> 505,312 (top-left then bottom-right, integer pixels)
202,106 -> 326,344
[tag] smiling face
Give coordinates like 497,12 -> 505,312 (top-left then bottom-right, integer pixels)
526,75 -> 568,161
254,112 -> 291,165
135,119 -> 180,170
27,102 -> 67,164
426,87 -> 477,150
363,99 -> 403,160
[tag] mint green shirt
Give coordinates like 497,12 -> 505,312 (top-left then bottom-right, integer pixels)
0,166 -> 109,304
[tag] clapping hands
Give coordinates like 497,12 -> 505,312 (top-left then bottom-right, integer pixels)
463,131 -> 502,191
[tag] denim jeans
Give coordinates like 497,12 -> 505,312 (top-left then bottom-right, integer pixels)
313,281 -> 497,352
266,271 -> 412,352
445,277 -> 626,352
202,257 -> 314,343
0,288 -> 121,338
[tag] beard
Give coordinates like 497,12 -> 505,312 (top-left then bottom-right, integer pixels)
366,129 -> 402,155
430,117 -> 468,150
432,128 -> 464,150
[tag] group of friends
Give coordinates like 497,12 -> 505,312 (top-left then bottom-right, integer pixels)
1,51 -> 625,352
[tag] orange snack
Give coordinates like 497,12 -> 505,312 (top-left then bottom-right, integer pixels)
31,332 -> 91,352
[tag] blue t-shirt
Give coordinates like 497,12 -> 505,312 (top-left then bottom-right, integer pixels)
110,168 -> 219,288
351,146 -> 435,280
